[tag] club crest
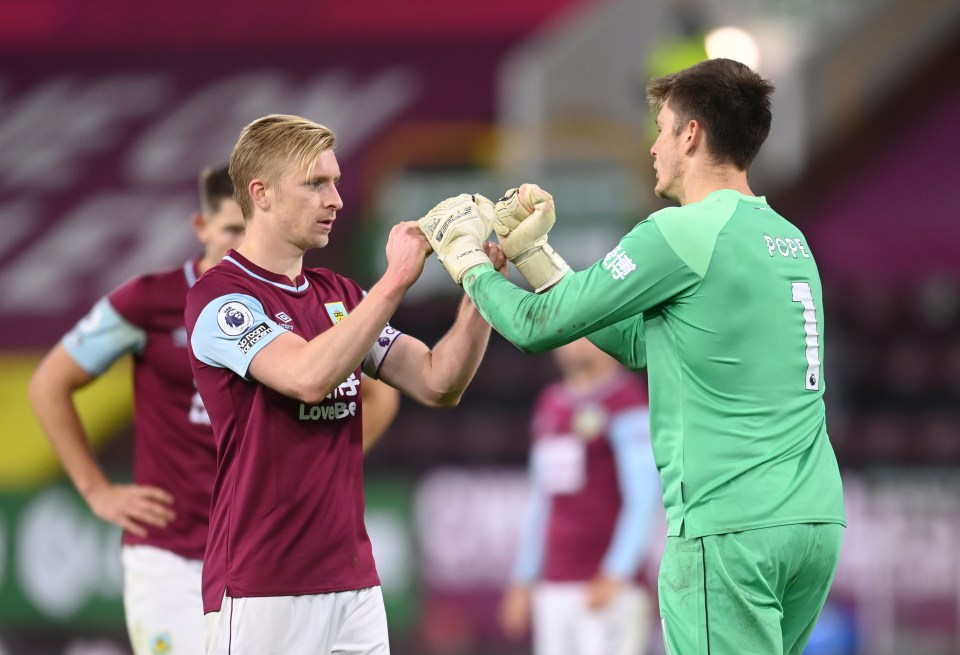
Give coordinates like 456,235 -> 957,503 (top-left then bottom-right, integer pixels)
325,301 -> 348,324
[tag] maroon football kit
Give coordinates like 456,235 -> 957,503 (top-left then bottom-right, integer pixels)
185,250 -> 400,613
63,260 -> 215,560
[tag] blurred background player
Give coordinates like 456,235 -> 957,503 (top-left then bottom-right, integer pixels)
498,337 -> 660,655
28,164 -> 401,655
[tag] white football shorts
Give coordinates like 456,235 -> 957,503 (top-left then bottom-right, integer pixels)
122,544 -> 205,655
532,581 -> 652,655
205,585 -> 389,655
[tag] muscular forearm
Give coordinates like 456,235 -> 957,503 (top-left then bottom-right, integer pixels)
421,294 -> 492,406
254,275 -> 409,404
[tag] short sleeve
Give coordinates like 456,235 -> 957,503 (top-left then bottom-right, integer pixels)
189,293 -> 285,379
62,297 -> 147,375
107,276 -> 149,328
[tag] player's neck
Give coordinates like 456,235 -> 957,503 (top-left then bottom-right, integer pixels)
197,254 -> 220,275
679,165 -> 754,206
236,225 -> 305,285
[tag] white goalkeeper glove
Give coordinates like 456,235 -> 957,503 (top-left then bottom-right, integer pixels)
418,193 -> 496,285
494,184 -> 569,293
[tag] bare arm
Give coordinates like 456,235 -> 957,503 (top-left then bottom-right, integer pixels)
377,295 -> 491,408
361,375 -> 400,454
377,242 -> 507,408
27,345 -> 175,536
247,222 -> 430,404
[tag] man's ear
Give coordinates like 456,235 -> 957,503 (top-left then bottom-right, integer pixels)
190,212 -> 206,240
682,119 -> 702,155
250,179 -> 269,211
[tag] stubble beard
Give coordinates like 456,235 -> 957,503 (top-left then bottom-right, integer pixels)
654,177 -> 674,201
290,228 -> 329,253
316,234 -> 330,249
654,160 -> 682,203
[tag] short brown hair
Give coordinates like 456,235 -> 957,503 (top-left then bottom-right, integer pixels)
646,58 -> 774,170
198,165 -> 234,216
229,114 -> 337,218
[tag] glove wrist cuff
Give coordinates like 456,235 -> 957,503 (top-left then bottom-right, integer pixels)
513,244 -> 569,293
441,239 -> 491,285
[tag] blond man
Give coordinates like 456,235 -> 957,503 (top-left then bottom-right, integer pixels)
186,115 -> 503,654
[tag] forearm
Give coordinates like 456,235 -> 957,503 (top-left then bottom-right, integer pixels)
512,472 -> 550,583
254,275 -> 409,403
309,278 -> 405,386
602,410 -> 659,577
361,377 -> 400,454
42,418 -> 109,499
28,360 -> 107,499
464,264 -> 629,353
462,265 -> 559,352
601,493 -> 658,578
466,221 -> 702,355
420,294 -> 492,406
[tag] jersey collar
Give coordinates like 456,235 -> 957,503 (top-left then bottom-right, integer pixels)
184,259 -> 201,288
223,249 -> 311,293
704,189 -> 768,205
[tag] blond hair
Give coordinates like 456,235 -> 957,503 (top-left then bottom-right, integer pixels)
229,114 -> 337,218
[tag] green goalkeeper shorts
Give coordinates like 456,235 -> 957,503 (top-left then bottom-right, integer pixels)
658,522 -> 844,655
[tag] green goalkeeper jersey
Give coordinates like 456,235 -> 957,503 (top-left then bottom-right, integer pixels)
465,189 -> 845,538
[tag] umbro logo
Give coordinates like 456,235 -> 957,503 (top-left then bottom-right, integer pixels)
275,312 -> 292,323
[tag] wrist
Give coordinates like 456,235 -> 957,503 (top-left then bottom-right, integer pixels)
364,270 -> 412,310
513,246 -> 569,293
375,270 -> 417,297
461,262 -> 496,294
460,260 -> 494,279
78,474 -> 111,501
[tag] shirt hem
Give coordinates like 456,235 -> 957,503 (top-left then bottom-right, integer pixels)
226,576 -> 382,600
122,533 -> 206,562
669,515 -> 847,539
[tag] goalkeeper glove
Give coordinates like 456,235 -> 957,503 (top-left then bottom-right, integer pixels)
418,194 -> 495,285
494,184 -> 569,293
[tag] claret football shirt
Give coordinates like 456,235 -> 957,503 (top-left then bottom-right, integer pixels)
63,260 -> 214,560
531,371 -> 654,582
186,250 -> 401,613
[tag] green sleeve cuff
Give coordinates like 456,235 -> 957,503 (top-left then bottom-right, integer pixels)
463,262 -> 496,287
464,265 -> 571,353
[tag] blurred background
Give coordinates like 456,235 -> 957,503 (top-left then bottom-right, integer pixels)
1,0 -> 959,653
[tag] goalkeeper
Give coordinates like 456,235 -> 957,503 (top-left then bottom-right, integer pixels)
420,58 -> 845,655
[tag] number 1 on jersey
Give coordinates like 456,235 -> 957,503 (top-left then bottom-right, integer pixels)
791,282 -> 821,391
